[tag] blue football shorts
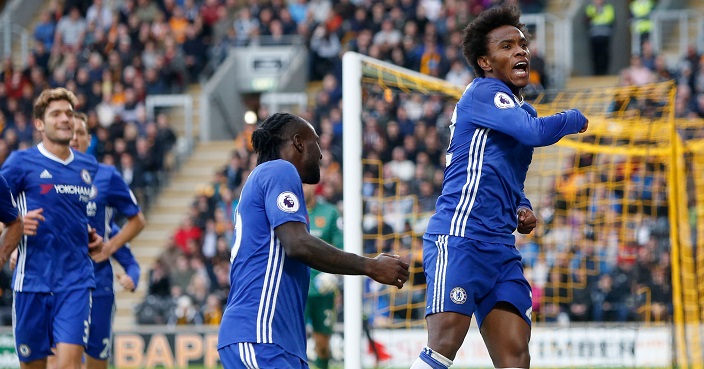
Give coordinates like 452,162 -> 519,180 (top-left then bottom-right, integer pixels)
218,342 -> 309,369
13,289 -> 92,362
85,293 -> 115,360
423,234 -> 533,327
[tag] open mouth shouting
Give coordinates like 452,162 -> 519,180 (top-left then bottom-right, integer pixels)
513,61 -> 529,78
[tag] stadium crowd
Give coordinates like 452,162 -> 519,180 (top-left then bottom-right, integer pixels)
1,0 -> 700,328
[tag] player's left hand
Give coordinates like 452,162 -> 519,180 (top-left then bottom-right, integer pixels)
92,240 -> 114,263
88,227 -> 104,260
517,207 -> 537,234
117,274 -> 135,291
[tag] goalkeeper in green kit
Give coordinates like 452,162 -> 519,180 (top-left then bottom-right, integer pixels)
303,183 -> 344,369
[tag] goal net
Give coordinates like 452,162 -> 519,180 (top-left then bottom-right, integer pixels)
342,51 -> 704,369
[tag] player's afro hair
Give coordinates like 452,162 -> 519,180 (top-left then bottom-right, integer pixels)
462,5 -> 528,78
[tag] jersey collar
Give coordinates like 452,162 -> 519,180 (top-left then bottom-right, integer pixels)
38,143 -> 75,165
513,94 -> 524,106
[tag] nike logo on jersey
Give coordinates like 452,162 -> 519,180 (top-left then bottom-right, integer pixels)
40,169 -> 53,179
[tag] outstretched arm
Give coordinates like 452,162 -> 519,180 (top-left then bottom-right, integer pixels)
275,221 -> 410,289
93,212 -> 146,263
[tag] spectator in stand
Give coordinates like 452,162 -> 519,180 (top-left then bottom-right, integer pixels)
309,24 -> 341,81
630,0 -> 655,46
173,217 -> 203,256
148,259 -> 171,298
34,11 -> 57,51
585,0 -> 615,75
183,24 -> 208,83
54,6 -> 87,54
135,0 -> 161,24
169,6 -> 190,44
374,18 -> 403,54
169,295 -> 203,325
86,0 -> 113,32
234,7 -> 260,46
621,54 -> 656,86
200,0 -> 224,40
445,59 -> 474,86
592,273 -> 630,321
640,39 -> 657,71
202,293 -> 224,325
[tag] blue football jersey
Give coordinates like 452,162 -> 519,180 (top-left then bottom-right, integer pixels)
88,164 -> 141,296
0,174 -> 18,223
218,160 -> 310,362
1,144 -> 99,292
426,78 -> 586,244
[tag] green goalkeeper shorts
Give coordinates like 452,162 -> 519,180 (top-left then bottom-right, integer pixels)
305,293 -> 335,335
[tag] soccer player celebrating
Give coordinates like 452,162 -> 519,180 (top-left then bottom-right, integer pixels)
411,6 -> 588,369
1,88 -> 102,369
302,183 -> 343,369
217,112 -> 410,368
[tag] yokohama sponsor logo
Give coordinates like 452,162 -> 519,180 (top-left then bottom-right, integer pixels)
54,185 -> 92,195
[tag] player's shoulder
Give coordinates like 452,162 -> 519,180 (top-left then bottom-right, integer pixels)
7,146 -> 36,160
468,78 -> 519,109
2,147 -> 36,171
73,150 -> 99,166
97,163 -> 120,176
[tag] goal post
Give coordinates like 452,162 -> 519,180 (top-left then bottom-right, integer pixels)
342,51 -> 466,369
342,51 -> 364,369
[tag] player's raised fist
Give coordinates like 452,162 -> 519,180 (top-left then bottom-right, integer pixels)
579,119 -> 589,133
517,207 -> 537,234
367,253 -> 410,289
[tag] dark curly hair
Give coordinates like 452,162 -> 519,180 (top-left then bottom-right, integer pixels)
251,112 -> 304,165
461,5 -> 528,78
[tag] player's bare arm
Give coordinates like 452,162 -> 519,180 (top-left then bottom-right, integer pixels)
0,214 -> 23,267
93,212 -> 146,263
275,221 -> 410,289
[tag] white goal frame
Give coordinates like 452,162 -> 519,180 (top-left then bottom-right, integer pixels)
341,51 -> 461,369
